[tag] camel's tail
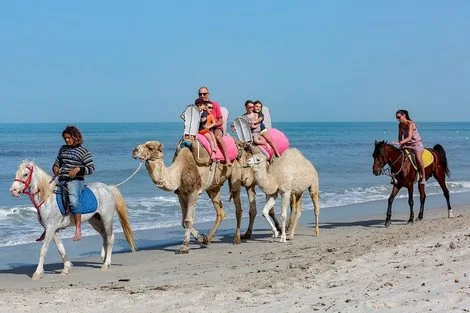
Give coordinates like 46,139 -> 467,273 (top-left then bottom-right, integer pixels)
110,185 -> 136,252
433,144 -> 451,177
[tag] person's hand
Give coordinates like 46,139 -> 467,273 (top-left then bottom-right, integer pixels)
53,165 -> 59,175
68,167 -> 80,178
231,124 -> 236,132
391,141 -> 400,146
180,113 -> 185,120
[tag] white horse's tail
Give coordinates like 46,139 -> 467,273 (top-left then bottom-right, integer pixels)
110,185 -> 136,252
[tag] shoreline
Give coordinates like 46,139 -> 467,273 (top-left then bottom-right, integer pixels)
1,191 -> 469,271
0,193 -> 468,312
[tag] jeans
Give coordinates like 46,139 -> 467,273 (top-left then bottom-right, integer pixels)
62,180 -> 84,214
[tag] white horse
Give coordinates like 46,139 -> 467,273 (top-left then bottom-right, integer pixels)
9,160 -> 136,280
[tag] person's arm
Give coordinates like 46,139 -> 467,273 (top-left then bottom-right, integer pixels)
399,122 -> 414,145
52,147 -> 63,175
254,112 -> 264,125
71,148 -> 95,178
392,122 -> 413,146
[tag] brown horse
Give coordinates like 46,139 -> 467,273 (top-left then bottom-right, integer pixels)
372,140 -> 453,227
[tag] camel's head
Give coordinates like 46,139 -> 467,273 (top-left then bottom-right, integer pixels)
132,141 -> 163,161
246,153 -> 266,168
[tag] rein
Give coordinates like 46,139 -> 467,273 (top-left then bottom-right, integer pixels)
380,148 -> 405,183
14,165 -> 47,211
115,161 -> 144,187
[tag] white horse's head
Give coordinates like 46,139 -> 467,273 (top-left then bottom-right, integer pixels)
10,160 -> 53,201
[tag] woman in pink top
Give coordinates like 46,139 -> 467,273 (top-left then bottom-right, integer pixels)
392,109 -> 426,185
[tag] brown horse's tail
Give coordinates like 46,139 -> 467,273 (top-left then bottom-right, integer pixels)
110,185 -> 136,252
433,144 -> 451,177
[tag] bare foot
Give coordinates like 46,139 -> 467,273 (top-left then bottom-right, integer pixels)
36,231 -> 45,242
73,230 -> 81,241
226,160 -> 232,166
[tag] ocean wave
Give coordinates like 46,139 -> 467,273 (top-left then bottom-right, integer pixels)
1,181 -> 469,248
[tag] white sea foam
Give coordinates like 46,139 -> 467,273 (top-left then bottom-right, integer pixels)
1,181 -> 470,248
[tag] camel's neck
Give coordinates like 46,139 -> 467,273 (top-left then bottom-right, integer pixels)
145,158 -> 181,192
252,165 -> 278,195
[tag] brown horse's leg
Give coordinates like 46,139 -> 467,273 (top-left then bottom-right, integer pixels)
416,183 -> 426,221
434,171 -> 453,218
405,183 -> 418,222
386,185 -> 401,227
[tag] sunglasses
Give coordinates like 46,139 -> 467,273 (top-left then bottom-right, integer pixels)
396,115 -> 402,119
247,106 -> 254,109
207,106 -> 213,109
199,92 -> 208,96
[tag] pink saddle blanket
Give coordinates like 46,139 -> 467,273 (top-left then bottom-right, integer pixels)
256,128 -> 290,160
196,134 -> 238,162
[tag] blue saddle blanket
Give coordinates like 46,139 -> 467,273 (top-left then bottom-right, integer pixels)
56,186 -> 98,215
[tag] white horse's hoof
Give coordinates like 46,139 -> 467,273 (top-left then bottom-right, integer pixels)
280,236 -> 287,243
32,272 -> 43,280
272,230 -> 279,239
448,211 -> 454,218
101,263 -> 111,271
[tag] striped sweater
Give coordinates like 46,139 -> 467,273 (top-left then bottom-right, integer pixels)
53,144 -> 95,181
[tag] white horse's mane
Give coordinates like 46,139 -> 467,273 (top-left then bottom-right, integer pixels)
19,159 -> 55,202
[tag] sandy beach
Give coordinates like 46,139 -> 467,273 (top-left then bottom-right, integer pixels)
0,193 -> 469,313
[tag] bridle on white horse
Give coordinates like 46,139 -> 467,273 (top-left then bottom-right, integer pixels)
14,164 -> 46,211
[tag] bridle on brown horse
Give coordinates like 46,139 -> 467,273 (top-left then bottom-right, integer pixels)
378,145 -> 406,185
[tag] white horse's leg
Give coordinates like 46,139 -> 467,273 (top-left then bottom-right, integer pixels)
33,228 -> 55,280
53,233 -> 72,275
280,191 -> 291,243
102,230 -> 114,270
262,195 -> 278,238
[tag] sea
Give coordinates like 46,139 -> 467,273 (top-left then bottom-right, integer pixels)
1,122 -> 470,248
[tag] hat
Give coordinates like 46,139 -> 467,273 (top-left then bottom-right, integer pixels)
194,97 -> 205,106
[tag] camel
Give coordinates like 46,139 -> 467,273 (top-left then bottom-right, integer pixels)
132,140 -> 242,254
235,140 -> 286,239
246,148 -> 320,242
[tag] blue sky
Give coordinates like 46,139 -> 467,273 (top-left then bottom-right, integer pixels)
1,1 -> 469,123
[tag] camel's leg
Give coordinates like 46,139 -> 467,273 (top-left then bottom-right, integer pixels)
176,194 -> 191,254
33,227 -> 56,280
181,192 -> 206,249
310,187 -> 320,237
385,185 -> 401,227
280,191 -> 291,243
288,193 -> 303,240
242,185 -> 257,240
206,188 -> 225,244
269,208 -> 282,232
229,178 -> 243,244
262,194 -> 279,238
286,194 -> 296,232
52,233 -> 72,275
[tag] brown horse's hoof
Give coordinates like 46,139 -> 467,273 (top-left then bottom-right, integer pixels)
384,220 -> 391,228
241,233 -> 252,240
407,219 -> 414,224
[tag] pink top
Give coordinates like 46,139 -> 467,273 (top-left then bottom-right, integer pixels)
400,123 -> 422,144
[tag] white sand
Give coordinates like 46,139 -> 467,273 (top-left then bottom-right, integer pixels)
0,206 -> 469,313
